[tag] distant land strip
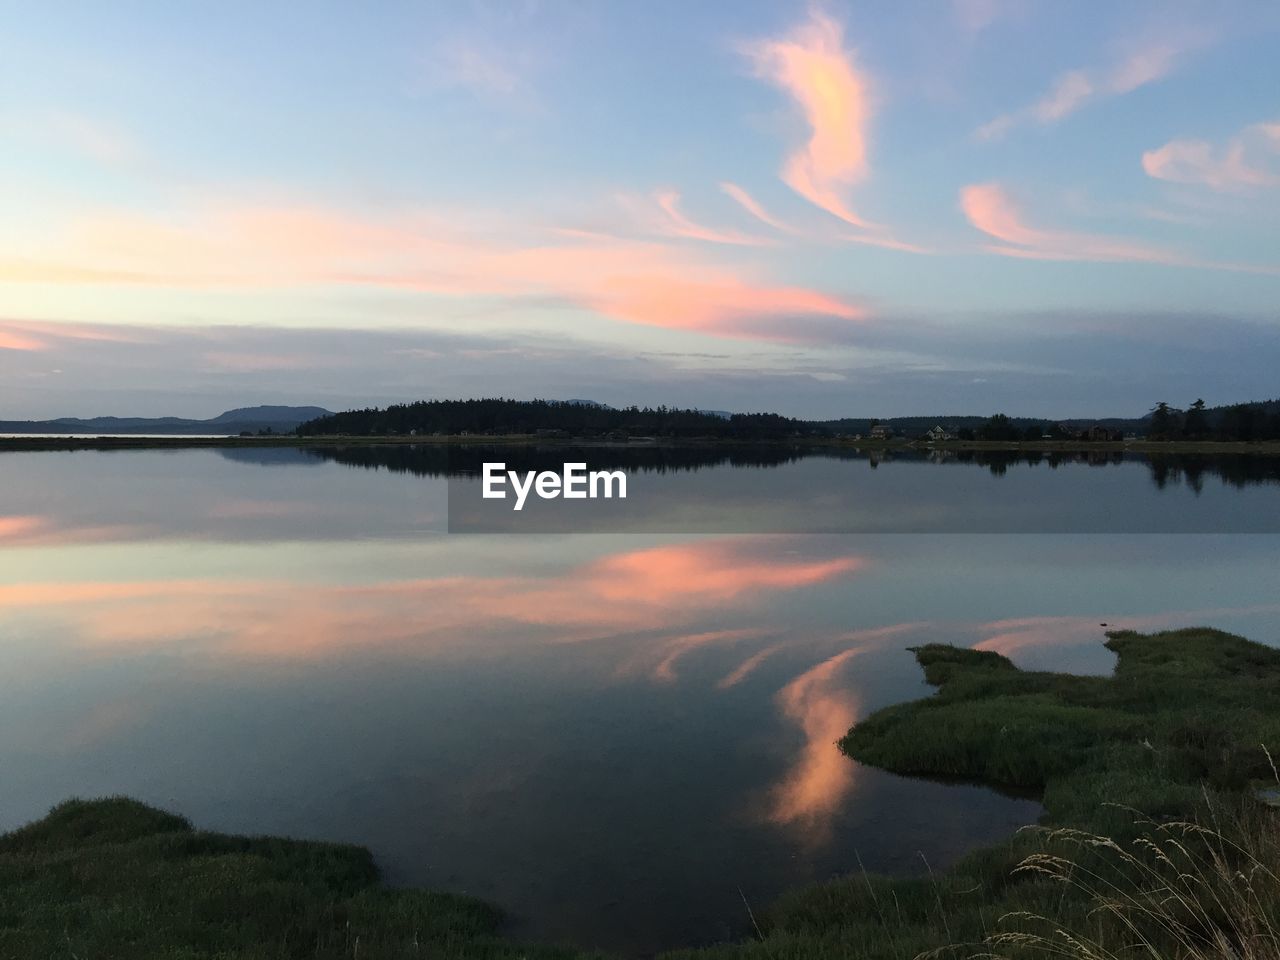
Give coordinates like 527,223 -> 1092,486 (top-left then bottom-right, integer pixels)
4,396 -> 1279,445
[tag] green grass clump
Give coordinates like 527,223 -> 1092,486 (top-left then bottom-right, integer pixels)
0,797 -> 593,960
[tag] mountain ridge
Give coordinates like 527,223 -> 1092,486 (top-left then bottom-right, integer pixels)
0,405 -> 332,435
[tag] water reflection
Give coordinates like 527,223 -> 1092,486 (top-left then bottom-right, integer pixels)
769,647 -> 865,832
0,539 -> 862,656
3,449 -> 1280,952
304,442 -> 1280,492
3,445 -> 1280,541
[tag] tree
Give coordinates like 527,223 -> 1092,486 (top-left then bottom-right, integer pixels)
1183,398 -> 1207,438
1149,402 -> 1174,440
978,413 -> 1019,442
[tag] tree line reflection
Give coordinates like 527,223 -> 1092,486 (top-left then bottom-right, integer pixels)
294,443 -> 1280,492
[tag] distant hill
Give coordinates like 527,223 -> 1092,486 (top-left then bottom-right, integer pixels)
205,406 -> 333,425
0,405 -> 332,436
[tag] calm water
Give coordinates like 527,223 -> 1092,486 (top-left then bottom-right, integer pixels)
2,445 -> 1280,953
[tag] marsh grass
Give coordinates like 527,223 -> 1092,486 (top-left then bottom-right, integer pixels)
0,797 -> 595,960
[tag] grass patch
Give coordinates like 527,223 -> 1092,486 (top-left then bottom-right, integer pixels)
0,797 -> 594,960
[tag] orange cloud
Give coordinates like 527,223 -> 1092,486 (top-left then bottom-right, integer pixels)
3,204 -> 864,342
742,10 -> 873,228
1143,120 -> 1280,191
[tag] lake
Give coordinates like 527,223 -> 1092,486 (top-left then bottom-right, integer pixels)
2,444 -> 1279,953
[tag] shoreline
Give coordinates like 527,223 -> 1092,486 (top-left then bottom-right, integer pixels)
4,433 -> 1280,454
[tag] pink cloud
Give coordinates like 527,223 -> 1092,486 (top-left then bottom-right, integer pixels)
0,515 -> 48,539
741,10 -> 873,228
0,320 -> 151,357
0,328 -> 48,351
1143,120 -> 1280,191
958,181 -> 1279,274
651,190 -> 772,246
719,182 -> 800,235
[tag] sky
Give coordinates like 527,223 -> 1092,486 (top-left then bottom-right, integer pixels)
1,0 -> 1279,420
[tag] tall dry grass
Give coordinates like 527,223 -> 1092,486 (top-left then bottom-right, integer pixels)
980,796 -> 1280,960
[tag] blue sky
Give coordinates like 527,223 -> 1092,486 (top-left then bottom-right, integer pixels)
1,0 -> 1279,418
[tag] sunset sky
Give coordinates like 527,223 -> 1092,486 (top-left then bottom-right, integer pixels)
2,1 -> 1279,419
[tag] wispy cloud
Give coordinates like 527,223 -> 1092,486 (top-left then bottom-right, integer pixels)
719,182 -> 800,235
417,3 -> 562,108
976,41 -> 1194,140
1143,120 -> 1280,191
741,9 -> 873,228
647,189 -> 772,246
959,181 -> 1280,275
951,0 -> 1021,35
429,38 -> 530,100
